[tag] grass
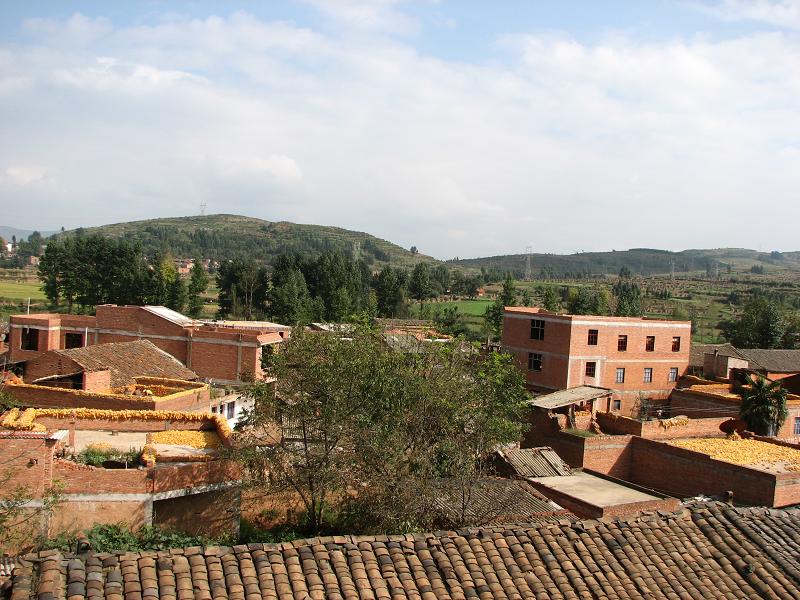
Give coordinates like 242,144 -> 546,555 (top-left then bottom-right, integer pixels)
0,281 -> 46,300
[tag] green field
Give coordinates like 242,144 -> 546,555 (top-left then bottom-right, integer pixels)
0,281 -> 46,300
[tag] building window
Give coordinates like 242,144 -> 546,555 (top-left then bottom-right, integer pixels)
65,333 -> 83,349
21,328 -> 38,351
643,368 -> 653,383
588,329 -> 598,345
617,335 -> 627,352
672,336 -> 681,352
669,367 -> 679,382
613,399 -> 621,411
645,336 -> 655,352
528,353 -> 543,372
227,401 -> 235,420
530,319 -> 545,340
795,417 -> 800,436
585,362 -> 596,377
211,406 -> 217,414
615,368 -> 625,383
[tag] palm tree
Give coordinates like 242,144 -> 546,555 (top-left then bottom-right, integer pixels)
740,374 -> 788,436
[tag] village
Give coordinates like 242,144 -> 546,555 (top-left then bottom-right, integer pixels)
3,280 -> 800,597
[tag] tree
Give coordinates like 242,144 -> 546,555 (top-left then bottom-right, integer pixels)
410,246 -> 418,255
433,305 -> 468,337
216,259 -> 269,319
740,375 -> 788,436
484,277 -> 516,339
721,297 -> 793,349
613,280 -> 643,316
374,265 -> 407,317
408,263 -> 434,303
186,261 -> 210,318
233,327 -> 527,534
542,286 -> 559,312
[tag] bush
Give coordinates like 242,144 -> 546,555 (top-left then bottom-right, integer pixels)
42,523 -> 226,553
76,445 -> 142,467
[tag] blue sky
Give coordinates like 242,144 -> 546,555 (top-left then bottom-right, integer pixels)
1,1 -> 799,258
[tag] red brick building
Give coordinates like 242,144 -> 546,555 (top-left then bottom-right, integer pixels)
503,307 -> 691,415
7,305 -> 290,384
0,408 -> 243,547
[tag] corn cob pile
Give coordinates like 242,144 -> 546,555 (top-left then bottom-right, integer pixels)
150,430 -> 222,449
672,438 -> 800,471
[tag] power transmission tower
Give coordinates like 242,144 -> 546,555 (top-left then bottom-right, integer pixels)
524,246 -> 533,281
352,239 -> 361,261
200,202 -> 207,216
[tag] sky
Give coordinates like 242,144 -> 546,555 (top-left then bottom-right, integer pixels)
1,1 -> 799,259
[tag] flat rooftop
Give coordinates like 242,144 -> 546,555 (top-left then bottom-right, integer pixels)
531,471 -> 663,507
671,437 -> 800,474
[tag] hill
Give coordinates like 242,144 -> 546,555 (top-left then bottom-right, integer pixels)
450,248 -> 800,278
59,214 -> 439,268
0,226 -> 58,242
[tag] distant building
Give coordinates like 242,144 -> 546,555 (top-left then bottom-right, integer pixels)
7,305 -> 290,384
695,344 -> 800,381
502,307 -> 691,415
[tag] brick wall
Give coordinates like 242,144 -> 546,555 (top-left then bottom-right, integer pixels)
595,412 -> 730,439
35,414 -> 218,434
0,436 -> 56,496
670,388 -> 740,419
5,381 -> 208,412
24,353 -> 82,385
153,487 -> 240,538
50,501 -> 147,533
55,460 -> 152,494
626,437 -> 778,505
151,460 -> 240,493
83,370 -> 111,392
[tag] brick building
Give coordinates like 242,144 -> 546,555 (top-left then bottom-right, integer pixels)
503,307 -> 691,415
0,408 -> 243,546
7,305 -> 290,384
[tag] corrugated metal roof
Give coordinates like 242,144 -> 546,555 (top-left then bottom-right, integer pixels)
529,385 -> 612,410
499,447 -> 571,477
142,306 -> 198,326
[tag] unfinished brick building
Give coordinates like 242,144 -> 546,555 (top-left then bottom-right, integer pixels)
7,305 -> 290,384
0,408 -> 243,546
503,307 -> 691,415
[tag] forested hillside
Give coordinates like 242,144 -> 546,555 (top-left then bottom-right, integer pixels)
60,214 -> 438,268
451,248 -> 800,278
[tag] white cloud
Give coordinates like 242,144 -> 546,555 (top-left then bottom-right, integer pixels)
0,10 -> 798,256
694,0 -> 800,30
1,166 -> 47,185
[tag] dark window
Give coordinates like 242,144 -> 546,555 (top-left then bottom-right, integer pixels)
227,402 -> 235,420
613,399 -> 621,411
587,329 -> 598,345
585,362 -> 596,377
65,333 -> 83,349
795,417 -> 800,436
615,368 -> 625,383
672,336 -> 681,352
643,368 -> 653,383
669,367 -> 679,382
617,335 -> 627,351
21,328 -> 38,351
528,352 -> 542,371
530,319 -> 545,340
645,336 -> 655,352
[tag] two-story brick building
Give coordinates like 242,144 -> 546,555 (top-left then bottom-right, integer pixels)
502,307 -> 691,415
7,305 -> 290,384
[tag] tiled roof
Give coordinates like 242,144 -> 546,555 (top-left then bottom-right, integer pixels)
529,385 -> 612,409
431,478 -> 567,525
12,503 -> 800,600
737,348 -> 800,374
689,342 -> 742,367
497,447 -> 572,477
54,340 -> 198,388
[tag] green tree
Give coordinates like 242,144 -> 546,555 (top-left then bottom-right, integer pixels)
216,259 -> 269,319
186,261 -> 210,318
233,327 -> 527,534
484,276 -> 516,339
613,280 -> 643,316
408,263 -> 434,303
542,286 -> 559,312
740,375 -> 788,436
374,265 -> 407,317
722,297 -> 791,349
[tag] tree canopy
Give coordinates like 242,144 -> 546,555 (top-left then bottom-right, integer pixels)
232,326 -> 528,534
